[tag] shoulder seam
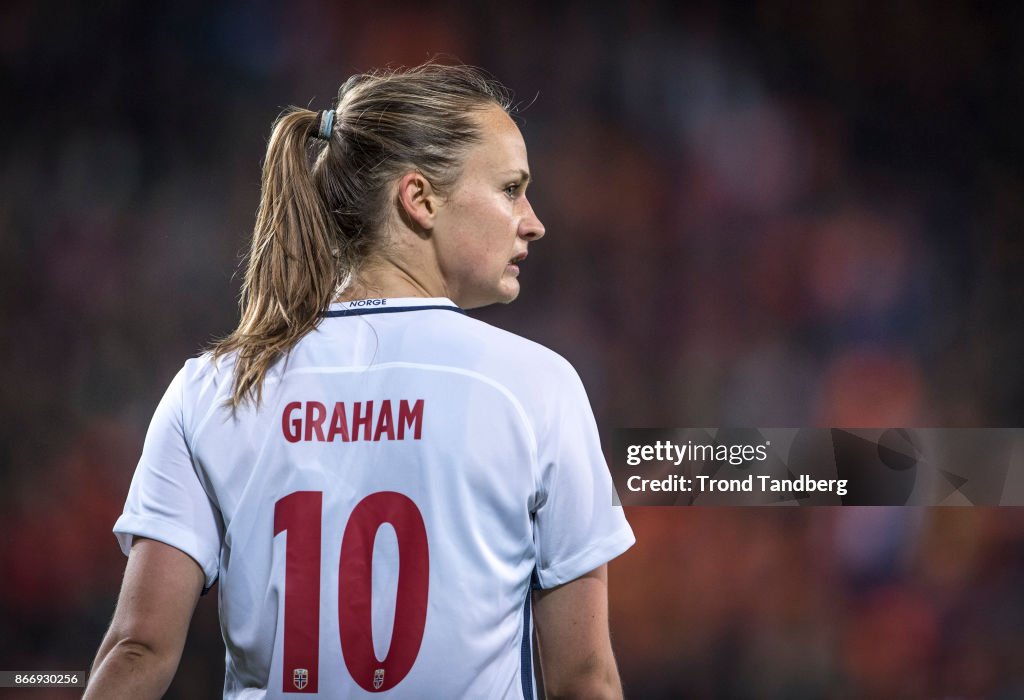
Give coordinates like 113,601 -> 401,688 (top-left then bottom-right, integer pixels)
187,357 -> 232,455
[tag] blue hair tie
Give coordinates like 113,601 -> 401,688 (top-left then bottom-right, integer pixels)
317,110 -> 335,140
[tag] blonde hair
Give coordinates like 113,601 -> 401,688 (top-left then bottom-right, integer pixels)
211,63 -> 512,407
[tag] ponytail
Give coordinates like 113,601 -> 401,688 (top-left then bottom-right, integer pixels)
212,108 -> 340,408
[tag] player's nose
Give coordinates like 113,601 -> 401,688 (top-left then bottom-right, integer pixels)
519,196 -> 545,241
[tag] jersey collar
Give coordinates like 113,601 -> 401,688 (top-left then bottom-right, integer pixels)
321,297 -> 464,318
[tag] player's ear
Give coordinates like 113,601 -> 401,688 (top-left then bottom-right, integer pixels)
396,171 -> 440,233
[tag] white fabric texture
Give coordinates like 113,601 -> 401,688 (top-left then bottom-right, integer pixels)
114,297 -> 634,698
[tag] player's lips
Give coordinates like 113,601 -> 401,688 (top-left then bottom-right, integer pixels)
506,252 -> 527,275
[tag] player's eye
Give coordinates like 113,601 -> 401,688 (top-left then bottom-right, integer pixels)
504,183 -> 522,199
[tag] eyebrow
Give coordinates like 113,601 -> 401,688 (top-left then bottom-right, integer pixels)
501,169 -> 531,184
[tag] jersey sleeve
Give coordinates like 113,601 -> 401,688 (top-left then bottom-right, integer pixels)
531,363 -> 635,589
113,365 -> 222,589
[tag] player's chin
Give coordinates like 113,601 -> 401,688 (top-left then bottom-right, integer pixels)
497,278 -> 521,304
459,281 -> 519,309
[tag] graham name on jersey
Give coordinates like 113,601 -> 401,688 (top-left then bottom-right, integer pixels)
282,399 -> 424,442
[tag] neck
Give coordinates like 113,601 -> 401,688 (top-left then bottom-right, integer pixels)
337,253 -> 448,302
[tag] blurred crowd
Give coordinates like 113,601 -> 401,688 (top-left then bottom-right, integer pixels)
1,1 -> 1022,698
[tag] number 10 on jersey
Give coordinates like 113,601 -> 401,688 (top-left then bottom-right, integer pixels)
274,491 -> 429,693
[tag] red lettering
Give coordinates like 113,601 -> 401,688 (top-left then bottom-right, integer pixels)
305,402 -> 327,442
339,492 -> 428,692
285,399 -> 422,443
373,400 -> 395,441
283,402 -> 303,443
398,400 -> 423,440
274,491 -> 322,693
352,401 -> 373,442
327,402 -> 349,442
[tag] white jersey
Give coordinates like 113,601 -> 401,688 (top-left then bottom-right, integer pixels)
114,297 -> 634,699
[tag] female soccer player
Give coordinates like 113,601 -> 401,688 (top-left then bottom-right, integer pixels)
85,63 -> 634,699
